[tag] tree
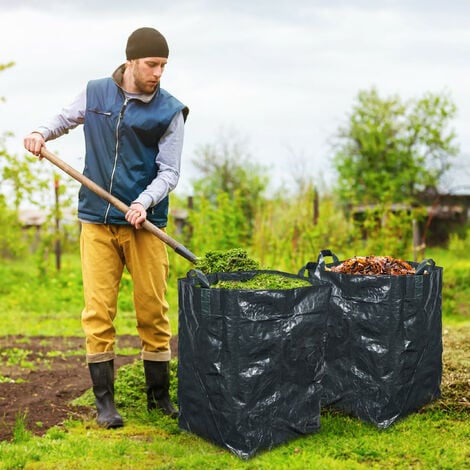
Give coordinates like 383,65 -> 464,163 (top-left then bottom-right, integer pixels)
0,62 -> 78,261
332,87 -> 459,207
190,130 -> 269,237
0,137 -> 50,211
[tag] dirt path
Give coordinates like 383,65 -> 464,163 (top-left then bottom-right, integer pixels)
0,335 -> 178,441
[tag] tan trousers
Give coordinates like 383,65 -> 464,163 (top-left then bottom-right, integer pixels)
80,223 -> 171,363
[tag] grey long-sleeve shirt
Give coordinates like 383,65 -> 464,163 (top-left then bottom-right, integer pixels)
35,87 -> 185,210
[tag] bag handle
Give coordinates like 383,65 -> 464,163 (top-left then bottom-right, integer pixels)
186,269 -> 211,288
415,258 -> 436,275
298,249 -> 340,277
317,249 -> 340,271
298,262 -> 317,278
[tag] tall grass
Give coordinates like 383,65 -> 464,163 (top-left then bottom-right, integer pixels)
1,187 -> 469,335
0,245 -> 465,339
12,411 -> 33,444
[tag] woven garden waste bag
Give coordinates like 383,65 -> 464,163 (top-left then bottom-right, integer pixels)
299,250 -> 443,429
177,269 -> 331,459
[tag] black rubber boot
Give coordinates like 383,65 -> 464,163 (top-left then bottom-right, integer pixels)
143,360 -> 178,418
88,360 -> 124,428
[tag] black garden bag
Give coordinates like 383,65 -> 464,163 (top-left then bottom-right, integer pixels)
177,269 -> 331,459
299,250 -> 443,428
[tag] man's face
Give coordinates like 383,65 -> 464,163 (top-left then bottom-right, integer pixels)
129,57 -> 167,94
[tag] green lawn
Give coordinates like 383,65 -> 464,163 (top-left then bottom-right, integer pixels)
0,251 -> 468,469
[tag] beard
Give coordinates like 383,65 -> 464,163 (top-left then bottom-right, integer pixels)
133,69 -> 158,94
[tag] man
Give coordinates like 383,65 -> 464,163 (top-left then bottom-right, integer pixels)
24,27 -> 189,428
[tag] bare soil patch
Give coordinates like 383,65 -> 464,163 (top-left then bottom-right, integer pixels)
0,335 -> 178,441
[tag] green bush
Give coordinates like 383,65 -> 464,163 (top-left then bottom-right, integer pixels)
0,198 -> 27,259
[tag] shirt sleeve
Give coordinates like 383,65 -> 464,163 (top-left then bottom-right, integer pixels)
35,89 -> 86,141
133,110 -> 185,209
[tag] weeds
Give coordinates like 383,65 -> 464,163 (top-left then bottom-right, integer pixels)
0,375 -> 16,383
0,348 -> 35,369
12,411 -> 32,444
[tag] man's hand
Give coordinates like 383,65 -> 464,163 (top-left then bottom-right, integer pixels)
24,132 -> 46,158
125,202 -> 147,229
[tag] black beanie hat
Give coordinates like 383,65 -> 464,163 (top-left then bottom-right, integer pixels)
126,27 -> 169,60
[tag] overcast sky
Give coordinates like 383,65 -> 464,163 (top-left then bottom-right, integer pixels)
1,0 -> 470,196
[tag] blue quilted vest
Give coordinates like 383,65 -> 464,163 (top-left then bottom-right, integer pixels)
79,77 -> 187,226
